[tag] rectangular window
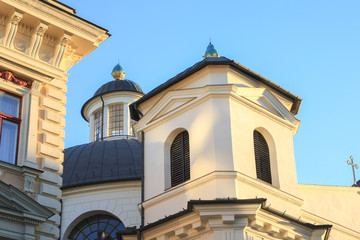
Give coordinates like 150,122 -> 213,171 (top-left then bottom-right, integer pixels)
94,110 -> 102,141
0,91 -> 21,164
109,104 -> 124,136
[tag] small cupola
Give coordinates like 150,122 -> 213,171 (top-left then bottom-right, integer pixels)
203,41 -> 220,58
81,63 -> 144,142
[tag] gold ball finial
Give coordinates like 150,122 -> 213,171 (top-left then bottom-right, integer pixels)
111,63 -> 125,80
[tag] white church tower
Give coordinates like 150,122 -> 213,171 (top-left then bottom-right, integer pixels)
124,43 -> 332,240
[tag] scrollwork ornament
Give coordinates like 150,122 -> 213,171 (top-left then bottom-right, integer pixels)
11,15 -> 22,25
60,37 -> 70,47
37,26 -> 46,36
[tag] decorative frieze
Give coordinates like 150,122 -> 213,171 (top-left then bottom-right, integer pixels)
14,22 -> 33,53
0,70 -> 32,88
38,33 -> 57,63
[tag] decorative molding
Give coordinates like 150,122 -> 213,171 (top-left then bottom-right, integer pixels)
4,12 -> 23,47
54,33 -> 71,67
24,175 -> 35,194
0,70 -> 32,88
30,23 -> 48,58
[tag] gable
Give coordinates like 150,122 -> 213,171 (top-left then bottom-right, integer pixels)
134,84 -> 300,133
0,180 -> 54,224
131,57 -> 302,121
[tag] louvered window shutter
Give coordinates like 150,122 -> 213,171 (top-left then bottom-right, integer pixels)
253,130 -> 272,184
170,131 -> 190,187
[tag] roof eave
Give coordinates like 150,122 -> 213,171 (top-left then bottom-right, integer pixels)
130,57 -> 302,120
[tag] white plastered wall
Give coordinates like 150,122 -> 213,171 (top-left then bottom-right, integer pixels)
298,184 -> 360,240
61,181 -> 141,239
138,65 -> 301,224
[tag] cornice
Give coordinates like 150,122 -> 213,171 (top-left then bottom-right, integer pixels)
135,84 -> 299,133
301,209 -> 360,238
0,47 -> 62,80
62,180 -> 141,198
1,0 -> 109,42
236,172 -> 304,207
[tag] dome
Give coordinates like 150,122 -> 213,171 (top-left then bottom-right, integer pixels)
62,139 -> 143,189
93,79 -> 143,97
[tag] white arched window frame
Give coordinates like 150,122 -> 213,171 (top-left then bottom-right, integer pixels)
164,128 -> 190,190
253,127 -> 279,187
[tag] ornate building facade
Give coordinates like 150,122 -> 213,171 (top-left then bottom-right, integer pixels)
0,0 -> 108,239
60,42 -> 360,240
0,1 -> 359,240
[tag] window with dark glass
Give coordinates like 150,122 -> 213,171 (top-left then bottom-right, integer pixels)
253,130 -> 272,184
170,131 -> 190,187
94,110 -> 102,141
0,91 -> 21,164
68,214 -> 125,240
109,104 -> 124,136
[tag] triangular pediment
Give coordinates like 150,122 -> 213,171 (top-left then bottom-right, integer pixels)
235,87 -> 299,125
151,97 -> 196,122
0,180 -> 54,223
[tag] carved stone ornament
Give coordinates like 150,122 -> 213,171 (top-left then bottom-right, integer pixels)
37,26 -> 47,36
24,175 -> 35,193
11,15 -> 22,25
14,39 -> 28,52
60,36 -> 70,47
0,71 -> 32,88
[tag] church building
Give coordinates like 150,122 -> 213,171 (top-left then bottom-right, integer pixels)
0,1 -> 359,240
60,42 -> 360,240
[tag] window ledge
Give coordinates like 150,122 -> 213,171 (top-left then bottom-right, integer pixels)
0,160 -> 43,175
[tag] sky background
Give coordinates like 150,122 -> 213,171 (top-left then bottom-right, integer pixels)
60,0 -> 360,187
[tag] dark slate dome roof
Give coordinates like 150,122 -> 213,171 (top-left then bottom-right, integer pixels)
93,80 -> 143,97
62,139 -> 142,189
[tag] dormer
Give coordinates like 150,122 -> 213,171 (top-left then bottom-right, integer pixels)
131,43 -> 303,224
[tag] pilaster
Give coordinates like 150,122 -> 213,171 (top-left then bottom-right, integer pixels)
54,33 -> 71,67
89,113 -> 95,142
4,11 -> 22,47
29,23 -> 48,58
103,105 -> 109,138
24,80 -> 41,169
124,102 -> 130,135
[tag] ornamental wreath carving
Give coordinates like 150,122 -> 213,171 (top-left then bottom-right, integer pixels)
0,71 -> 32,88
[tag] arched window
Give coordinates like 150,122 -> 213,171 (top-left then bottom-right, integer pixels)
253,130 -> 272,184
68,214 -> 125,240
170,131 -> 190,187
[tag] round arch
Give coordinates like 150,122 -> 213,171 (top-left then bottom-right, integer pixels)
63,210 -> 125,240
164,127 -> 189,190
253,127 -> 279,188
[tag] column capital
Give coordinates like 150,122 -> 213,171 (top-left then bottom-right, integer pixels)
10,12 -> 23,25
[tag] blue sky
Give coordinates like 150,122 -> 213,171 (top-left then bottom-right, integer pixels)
61,0 -> 360,187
